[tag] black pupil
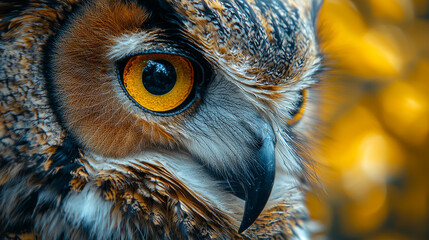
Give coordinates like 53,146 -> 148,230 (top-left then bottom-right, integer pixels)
142,59 -> 176,95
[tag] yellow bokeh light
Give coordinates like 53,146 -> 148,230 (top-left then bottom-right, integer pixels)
318,0 -> 413,78
380,81 -> 429,145
323,106 -> 382,171
341,184 -> 389,235
368,0 -> 414,23
310,0 -> 429,238
358,131 -> 404,182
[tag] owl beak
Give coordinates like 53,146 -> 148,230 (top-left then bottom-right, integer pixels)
238,122 -> 276,234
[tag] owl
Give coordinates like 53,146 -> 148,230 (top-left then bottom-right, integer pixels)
0,0 -> 323,239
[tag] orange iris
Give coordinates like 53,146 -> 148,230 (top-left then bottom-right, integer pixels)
123,53 -> 194,112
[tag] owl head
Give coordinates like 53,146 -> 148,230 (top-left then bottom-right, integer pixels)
0,0 -> 323,239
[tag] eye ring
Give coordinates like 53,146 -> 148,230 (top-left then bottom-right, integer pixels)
120,53 -> 198,115
286,89 -> 308,125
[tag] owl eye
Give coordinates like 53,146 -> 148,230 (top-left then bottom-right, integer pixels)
287,89 -> 307,125
122,53 -> 195,113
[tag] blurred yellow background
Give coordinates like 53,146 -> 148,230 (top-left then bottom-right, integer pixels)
310,0 -> 429,239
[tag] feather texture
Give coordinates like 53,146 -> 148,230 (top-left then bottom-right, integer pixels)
0,0 -> 323,239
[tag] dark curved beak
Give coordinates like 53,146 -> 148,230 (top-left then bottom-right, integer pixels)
238,122 -> 276,233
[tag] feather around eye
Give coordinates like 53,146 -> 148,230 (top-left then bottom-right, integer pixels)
122,53 -> 195,113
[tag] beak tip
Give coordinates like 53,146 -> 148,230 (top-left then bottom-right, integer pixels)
238,224 -> 247,234
237,124 -> 276,234
238,209 -> 262,233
